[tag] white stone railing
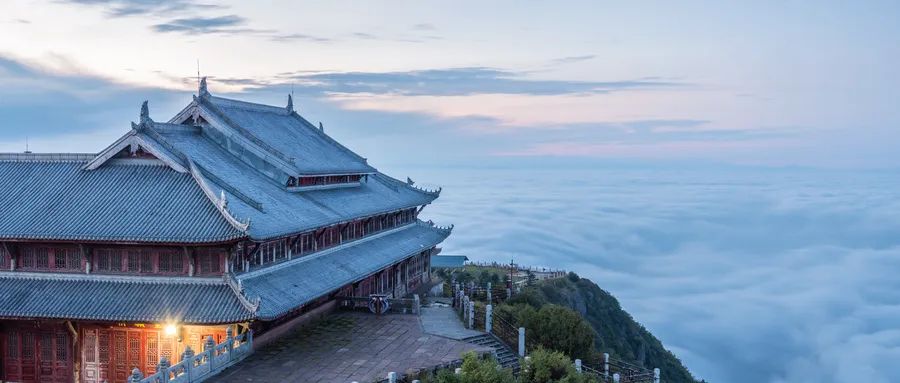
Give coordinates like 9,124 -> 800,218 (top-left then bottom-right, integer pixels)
129,327 -> 253,383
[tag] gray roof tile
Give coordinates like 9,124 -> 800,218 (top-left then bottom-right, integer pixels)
0,273 -> 252,323
240,223 -> 449,320
0,161 -> 244,243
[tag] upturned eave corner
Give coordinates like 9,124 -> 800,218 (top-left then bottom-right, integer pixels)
187,159 -> 251,233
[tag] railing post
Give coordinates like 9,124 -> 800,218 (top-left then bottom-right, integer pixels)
413,294 -> 421,315
467,301 -> 474,329
603,353 -> 610,378
387,371 -> 398,383
613,373 -> 621,383
486,282 -> 492,303
204,335 -> 215,371
462,296 -> 469,320
129,368 -> 143,383
485,304 -> 493,333
518,327 -> 525,357
654,368 -> 661,383
225,326 -> 235,362
157,357 -> 170,383
575,359 -> 582,373
182,346 -> 195,381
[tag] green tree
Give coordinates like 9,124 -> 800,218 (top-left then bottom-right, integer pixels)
498,304 -> 596,361
430,352 -> 515,383
521,348 -> 599,383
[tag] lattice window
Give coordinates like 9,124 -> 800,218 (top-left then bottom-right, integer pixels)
114,333 -> 126,369
98,331 -> 109,363
198,250 -> 223,275
35,248 -> 49,268
158,250 -> 183,273
0,246 -> 8,269
41,332 -> 53,361
84,331 -> 96,363
56,333 -> 67,361
67,249 -> 82,270
128,333 -> 140,363
55,252 -> 66,268
141,252 -> 153,273
160,340 -> 173,363
8,331 -> 18,358
128,251 -> 141,272
22,332 -> 34,360
147,336 -> 158,368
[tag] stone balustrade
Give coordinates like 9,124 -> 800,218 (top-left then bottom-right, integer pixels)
128,327 -> 253,383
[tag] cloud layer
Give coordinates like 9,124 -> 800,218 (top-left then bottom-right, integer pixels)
406,166 -> 900,383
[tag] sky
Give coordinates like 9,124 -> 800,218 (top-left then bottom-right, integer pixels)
2,1 -> 900,382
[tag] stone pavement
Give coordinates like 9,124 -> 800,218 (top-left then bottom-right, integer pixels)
419,306 -> 484,340
215,311 -> 490,382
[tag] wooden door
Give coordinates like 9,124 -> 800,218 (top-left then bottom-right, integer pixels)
2,325 -> 72,383
82,327 -> 175,383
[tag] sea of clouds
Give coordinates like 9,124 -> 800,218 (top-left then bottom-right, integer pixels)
396,166 -> 900,383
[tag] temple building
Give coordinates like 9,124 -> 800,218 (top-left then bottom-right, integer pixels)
0,79 -> 450,383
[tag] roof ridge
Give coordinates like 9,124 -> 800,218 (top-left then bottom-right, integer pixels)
0,270 -> 224,285
209,95 -> 289,115
0,153 -> 96,162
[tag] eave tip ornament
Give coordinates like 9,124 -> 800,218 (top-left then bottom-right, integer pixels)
199,76 -> 210,98
286,94 -> 294,113
137,100 -> 153,128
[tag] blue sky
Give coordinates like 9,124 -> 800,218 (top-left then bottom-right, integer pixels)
2,2 -> 900,382
1,0 -> 899,169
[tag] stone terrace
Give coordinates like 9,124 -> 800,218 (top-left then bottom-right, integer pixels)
215,311 -> 491,382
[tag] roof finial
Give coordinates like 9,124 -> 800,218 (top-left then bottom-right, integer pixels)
318,121 -> 324,131
286,94 -> 294,113
199,76 -> 209,98
139,100 -> 153,125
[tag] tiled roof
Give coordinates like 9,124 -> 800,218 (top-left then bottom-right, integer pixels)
152,127 -> 438,240
0,160 -> 245,243
240,223 -> 451,320
203,96 -> 375,175
0,273 -> 252,324
431,255 -> 469,268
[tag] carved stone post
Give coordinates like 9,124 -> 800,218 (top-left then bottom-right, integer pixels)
157,357 -> 170,383
518,327 -> 525,357
485,304 -> 493,333
575,359 -> 582,373
226,326 -> 235,361
486,282 -> 492,303
603,353 -> 610,378
467,301 -> 474,329
413,294 -> 421,315
204,335 -> 215,370
654,368 -> 661,383
613,373 -> 621,383
129,368 -> 143,383
182,346 -> 194,381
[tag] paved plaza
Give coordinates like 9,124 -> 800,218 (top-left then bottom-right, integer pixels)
216,310 -> 490,382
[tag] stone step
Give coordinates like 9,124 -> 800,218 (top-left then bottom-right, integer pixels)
461,334 -> 520,371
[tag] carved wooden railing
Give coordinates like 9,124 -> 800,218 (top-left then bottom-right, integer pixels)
130,328 -> 253,383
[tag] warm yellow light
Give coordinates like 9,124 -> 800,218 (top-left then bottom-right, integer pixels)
164,324 -> 178,337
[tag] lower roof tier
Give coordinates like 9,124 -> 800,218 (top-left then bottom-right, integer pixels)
0,222 -> 449,324
240,221 -> 450,320
0,272 -> 251,324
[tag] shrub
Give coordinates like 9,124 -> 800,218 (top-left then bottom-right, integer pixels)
521,348 -> 599,383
